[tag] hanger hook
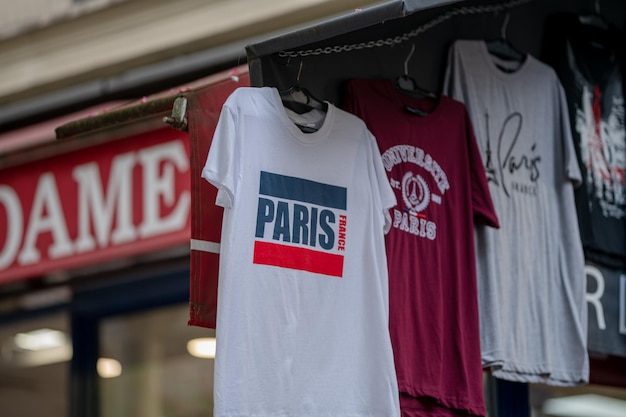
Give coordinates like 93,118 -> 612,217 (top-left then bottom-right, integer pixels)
595,0 -> 601,14
501,12 -> 511,40
403,44 -> 416,77
296,60 -> 303,85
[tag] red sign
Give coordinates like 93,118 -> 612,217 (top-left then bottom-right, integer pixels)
0,127 -> 191,283
188,72 -> 250,329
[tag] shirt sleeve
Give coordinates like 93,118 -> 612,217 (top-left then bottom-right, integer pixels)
443,42 -> 459,99
556,80 -> 583,186
201,98 -> 238,208
366,129 -> 397,234
343,80 -> 396,233
464,106 -> 500,228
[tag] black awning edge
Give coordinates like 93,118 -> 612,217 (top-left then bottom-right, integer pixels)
245,0 -> 463,59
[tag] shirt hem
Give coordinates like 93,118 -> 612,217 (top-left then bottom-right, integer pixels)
398,384 -> 486,417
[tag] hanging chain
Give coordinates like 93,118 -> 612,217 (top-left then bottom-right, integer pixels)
277,0 -> 533,58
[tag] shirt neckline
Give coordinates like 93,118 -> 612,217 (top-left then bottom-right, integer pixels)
478,40 -> 532,82
268,87 -> 335,145
396,84 -> 445,123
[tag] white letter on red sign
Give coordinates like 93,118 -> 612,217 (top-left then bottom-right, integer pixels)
585,265 -> 607,331
73,153 -> 137,253
137,141 -> 190,238
0,185 -> 23,270
18,173 -> 73,265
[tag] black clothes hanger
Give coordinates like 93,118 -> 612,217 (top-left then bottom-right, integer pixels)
487,39 -> 525,62
578,0 -> 609,31
394,44 -> 438,116
486,12 -> 526,63
279,60 -> 327,114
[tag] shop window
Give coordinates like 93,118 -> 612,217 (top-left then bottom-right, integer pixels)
99,303 -> 214,417
0,311 -> 71,417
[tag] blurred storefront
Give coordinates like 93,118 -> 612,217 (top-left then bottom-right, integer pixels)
0,67 -> 249,417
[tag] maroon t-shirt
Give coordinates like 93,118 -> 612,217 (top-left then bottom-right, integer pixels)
343,79 -> 499,417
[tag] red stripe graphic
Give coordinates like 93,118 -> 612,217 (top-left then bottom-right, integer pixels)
253,241 -> 344,277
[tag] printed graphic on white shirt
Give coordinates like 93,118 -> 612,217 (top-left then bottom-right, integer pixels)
253,171 -> 348,277
576,83 -> 626,218
381,145 -> 449,241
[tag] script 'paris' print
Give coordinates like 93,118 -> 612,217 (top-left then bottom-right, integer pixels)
483,112 -> 541,198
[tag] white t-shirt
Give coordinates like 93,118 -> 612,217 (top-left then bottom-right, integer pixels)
202,86 -> 400,417
444,40 -> 589,386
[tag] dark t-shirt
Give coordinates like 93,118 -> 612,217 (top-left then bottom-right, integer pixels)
543,13 -> 626,268
343,79 -> 499,417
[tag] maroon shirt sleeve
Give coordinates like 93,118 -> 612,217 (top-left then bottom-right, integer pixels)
464,106 -> 500,228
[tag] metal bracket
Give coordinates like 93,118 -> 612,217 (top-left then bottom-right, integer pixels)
163,96 -> 188,131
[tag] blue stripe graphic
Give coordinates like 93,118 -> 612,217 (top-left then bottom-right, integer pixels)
259,171 -> 346,210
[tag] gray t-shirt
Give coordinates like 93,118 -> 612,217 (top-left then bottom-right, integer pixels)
444,40 -> 589,386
